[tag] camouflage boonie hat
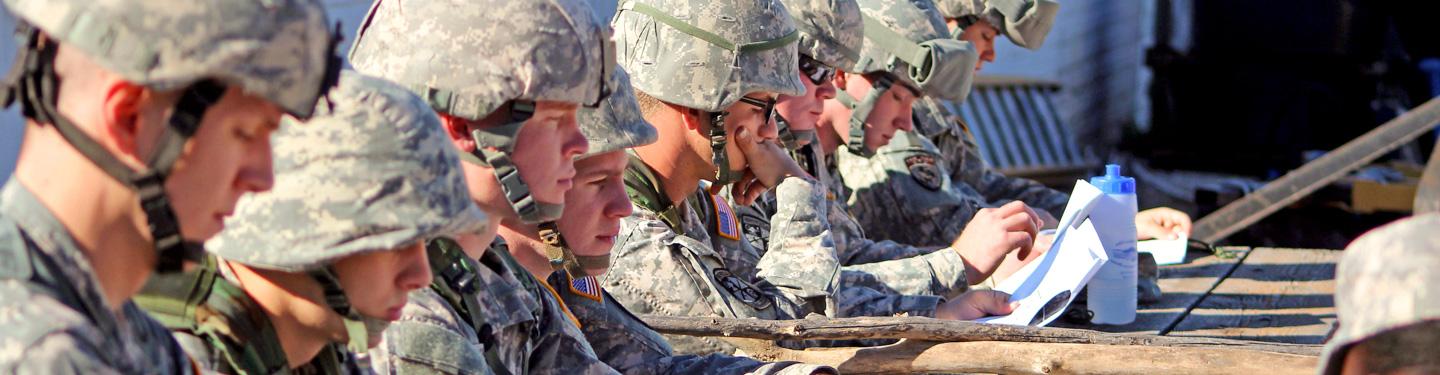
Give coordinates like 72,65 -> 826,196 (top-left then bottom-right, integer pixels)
579,67 -> 657,158
782,0 -> 865,70
208,71 -> 488,272
1319,213 -> 1440,375
933,0 -> 1059,50
613,0 -> 805,112
349,0 -> 611,121
2,0 -> 340,118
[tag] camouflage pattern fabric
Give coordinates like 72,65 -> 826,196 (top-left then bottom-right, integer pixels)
782,0 -> 864,69
732,141 -> 968,321
0,182 -> 196,374
349,0 -> 610,121
3,0 -> 338,118
604,156 -> 840,354
550,272 -> 836,375
371,238 -> 615,375
931,0 -> 1059,50
839,99 -> 1067,246
138,257 -> 362,374
208,71 -> 487,272
613,0 -> 805,112
579,67 -> 658,158
1319,213 -> 1440,375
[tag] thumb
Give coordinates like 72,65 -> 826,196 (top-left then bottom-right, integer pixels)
977,290 -> 1017,316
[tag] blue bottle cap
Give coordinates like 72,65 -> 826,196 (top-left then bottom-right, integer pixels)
1090,164 -> 1135,194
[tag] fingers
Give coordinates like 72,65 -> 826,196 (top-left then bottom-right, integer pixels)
998,207 -> 1040,240
1005,231 -> 1034,260
977,290 -> 1019,316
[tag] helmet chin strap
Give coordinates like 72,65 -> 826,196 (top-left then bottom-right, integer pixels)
537,221 -> 610,277
457,101 -> 566,223
310,267 -> 390,353
1,26 -> 221,273
775,114 -> 816,151
706,110 -> 746,185
832,73 -> 896,158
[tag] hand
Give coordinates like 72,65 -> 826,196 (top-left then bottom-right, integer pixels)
951,201 -> 1041,285
732,128 -> 809,188
1036,209 -> 1059,230
989,231 -> 1055,284
1136,207 -> 1191,240
935,290 -> 1019,320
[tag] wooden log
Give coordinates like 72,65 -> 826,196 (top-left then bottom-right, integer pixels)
640,315 -> 1321,356
736,339 -> 1318,375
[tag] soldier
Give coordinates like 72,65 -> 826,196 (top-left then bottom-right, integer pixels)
1319,213 -> 1440,375
138,71 -> 485,373
734,0 -> 1036,320
349,0 -> 620,373
0,0 -> 340,372
838,0 -> 1192,258
504,66 -> 836,374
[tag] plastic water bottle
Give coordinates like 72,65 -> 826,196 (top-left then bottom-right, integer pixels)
1087,164 -> 1138,324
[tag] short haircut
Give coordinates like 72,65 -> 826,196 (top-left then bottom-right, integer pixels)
633,90 -> 670,118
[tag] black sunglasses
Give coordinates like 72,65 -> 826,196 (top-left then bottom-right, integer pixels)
799,55 -> 836,85
736,96 -> 776,125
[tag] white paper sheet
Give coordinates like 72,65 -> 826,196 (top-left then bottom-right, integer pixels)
1139,234 -> 1189,265
976,180 -> 1111,327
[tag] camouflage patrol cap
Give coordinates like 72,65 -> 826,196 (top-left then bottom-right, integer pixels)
934,0 -> 1059,50
208,71 -> 488,272
1319,213 -> 1440,375
3,0 -> 339,119
613,0 -> 805,112
348,0 -> 611,121
782,0 -> 865,70
853,0 -> 977,100
579,67 -> 657,158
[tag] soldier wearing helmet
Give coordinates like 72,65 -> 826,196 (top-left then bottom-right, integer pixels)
601,0 -> 850,355
137,71 -> 486,373
501,67 -> 836,374
0,0 -> 341,372
349,0 -> 621,373
731,0 -> 1029,326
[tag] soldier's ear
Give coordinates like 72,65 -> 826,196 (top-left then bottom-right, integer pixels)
99,79 -> 149,164
833,72 -> 852,92
438,113 -> 477,153
679,107 -> 704,132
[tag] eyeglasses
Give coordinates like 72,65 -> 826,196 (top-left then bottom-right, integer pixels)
798,55 -> 836,85
736,95 -> 776,125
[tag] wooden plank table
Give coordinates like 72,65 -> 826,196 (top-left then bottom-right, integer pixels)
1056,247 -> 1341,345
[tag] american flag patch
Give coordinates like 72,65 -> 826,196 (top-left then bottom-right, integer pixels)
568,275 -> 603,303
712,193 -> 741,240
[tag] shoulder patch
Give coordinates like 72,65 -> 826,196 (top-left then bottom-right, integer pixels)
905,154 -> 943,191
711,268 -> 772,311
739,215 -> 770,251
567,274 -> 604,303
711,194 -> 741,241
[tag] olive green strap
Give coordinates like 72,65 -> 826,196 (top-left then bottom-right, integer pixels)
623,152 -> 687,233
621,1 -> 798,53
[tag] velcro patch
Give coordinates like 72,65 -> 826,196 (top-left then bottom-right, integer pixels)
740,215 -> 770,251
567,274 -> 603,303
712,194 -> 741,241
905,154 -> 943,191
712,268 -> 772,311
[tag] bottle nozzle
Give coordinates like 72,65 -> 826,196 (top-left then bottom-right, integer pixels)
1106,164 -> 1121,177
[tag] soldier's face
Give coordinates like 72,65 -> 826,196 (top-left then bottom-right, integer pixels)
160,88 -> 281,242
556,151 -> 632,276
841,74 -> 917,151
509,101 -> 589,205
719,93 -> 780,173
955,19 -> 999,71
775,65 -> 838,146
329,241 -> 431,344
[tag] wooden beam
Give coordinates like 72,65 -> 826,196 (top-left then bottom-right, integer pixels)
736,339 -> 1318,375
639,315 -> 1320,356
1191,97 -> 1440,243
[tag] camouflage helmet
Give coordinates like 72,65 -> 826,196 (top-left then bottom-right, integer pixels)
543,66 -> 658,278
613,0 -> 805,113
579,67 -> 658,159
349,0 -> 613,224
782,0 -> 864,72
3,0 -> 341,119
1319,214 -> 1440,375
0,0 -> 343,273
934,0 -> 1059,50
837,0 -> 978,157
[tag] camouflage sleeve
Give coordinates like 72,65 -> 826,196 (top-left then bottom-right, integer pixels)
369,289 -> 490,375
840,248 -> 968,300
934,119 -> 1068,217
834,283 -> 942,318
837,130 -> 992,247
752,176 -> 842,314
5,334 -> 120,375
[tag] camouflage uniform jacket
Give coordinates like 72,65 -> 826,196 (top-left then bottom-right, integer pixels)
0,181 -> 198,374
604,155 -> 840,355
838,98 -> 1068,247
370,237 -> 614,375
137,256 -> 361,374
733,142 -> 969,319
549,271 -> 835,375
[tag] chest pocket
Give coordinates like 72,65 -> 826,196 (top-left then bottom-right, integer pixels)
667,235 -> 775,318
